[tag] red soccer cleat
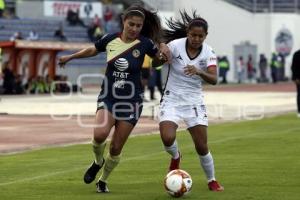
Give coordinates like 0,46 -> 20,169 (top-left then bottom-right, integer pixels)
169,152 -> 181,172
208,180 -> 224,192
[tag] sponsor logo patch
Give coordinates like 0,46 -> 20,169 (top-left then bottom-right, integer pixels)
114,58 -> 129,71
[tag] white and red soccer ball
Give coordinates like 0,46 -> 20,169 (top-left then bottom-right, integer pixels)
164,169 -> 193,197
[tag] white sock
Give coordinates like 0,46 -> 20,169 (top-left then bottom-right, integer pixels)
164,140 -> 179,159
92,139 -> 106,166
199,152 -> 216,182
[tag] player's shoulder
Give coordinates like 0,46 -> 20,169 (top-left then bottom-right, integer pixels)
138,35 -> 155,45
203,42 -> 216,55
100,33 -> 119,41
168,37 -> 186,46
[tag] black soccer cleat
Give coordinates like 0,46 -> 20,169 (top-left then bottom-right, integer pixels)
83,159 -> 105,184
96,180 -> 109,193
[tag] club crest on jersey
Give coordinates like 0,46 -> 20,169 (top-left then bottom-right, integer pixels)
199,59 -> 207,66
114,58 -> 129,71
132,49 -> 140,58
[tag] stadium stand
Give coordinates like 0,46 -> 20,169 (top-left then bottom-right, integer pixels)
0,17 -> 105,74
224,0 -> 300,13
57,50 -> 106,68
0,18 -> 89,42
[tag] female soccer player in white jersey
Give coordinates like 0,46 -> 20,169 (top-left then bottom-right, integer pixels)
158,11 -> 224,191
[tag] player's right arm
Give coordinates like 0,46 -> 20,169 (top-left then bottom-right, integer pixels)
58,46 -> 98,68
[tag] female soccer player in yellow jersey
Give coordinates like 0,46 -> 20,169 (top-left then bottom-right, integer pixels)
59,5 -> 170,193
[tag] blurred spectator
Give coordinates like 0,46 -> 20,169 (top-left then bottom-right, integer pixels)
105,17 -> 121,34
87,22 -> 96,41
0,47 -> 2,70
291,49 -> 300,117
14,74 -> 25,94
2,62 -> 15,94
258,54 -> 268,83
60,76 -> 70,93
104,7 -> 115,33
26,30 -> 39,41
87,23 -> 104,42
45,75 -> 53,93
93,14 -> 101,28
35,76 -> 48,94
66,9 -> 77,25
247,54 -> 255,83
27,77 -> 36,94
54,23 -> 67,41
52,75 -> 70,93
66,9 -> 86,27
93,26 -> 104,41
0,0 -> 5,18
25,77 -> 36,94
104,7 -> 113,22
270,52 -> 280,83
10,31 -> 23,41
218,56 -> 230,84
87,14 -> 105,41
278,54 -> 286,81
148,64 -> 163,100
236,56 -> 245,84
141,55 -> 151,101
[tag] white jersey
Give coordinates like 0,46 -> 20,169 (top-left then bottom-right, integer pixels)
163,38 -> 217,106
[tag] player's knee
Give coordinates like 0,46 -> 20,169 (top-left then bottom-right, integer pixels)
162,136 -> 176,146
109,144 -> 121,156
196,144 -> 208,155
93,128 -> 109,143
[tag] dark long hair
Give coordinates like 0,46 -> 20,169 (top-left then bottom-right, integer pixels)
163,10 -> 208,43
122,5 -> 162,43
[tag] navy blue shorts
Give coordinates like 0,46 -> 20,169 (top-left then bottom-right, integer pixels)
96,98 -> 143,126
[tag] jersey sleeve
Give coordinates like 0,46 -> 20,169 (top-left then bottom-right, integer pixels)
167,40 -> 176,57
94,34 -> 113,52
145,38 -> 159,58
167,41 -> 174,52
207,48 -> 217,68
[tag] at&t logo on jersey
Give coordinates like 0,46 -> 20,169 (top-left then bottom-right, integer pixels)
113,58 -> 130,88
114,58 -> 129,71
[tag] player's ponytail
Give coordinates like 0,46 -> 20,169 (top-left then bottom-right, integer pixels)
163,10 -> 208,43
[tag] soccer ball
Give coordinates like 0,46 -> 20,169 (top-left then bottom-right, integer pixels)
164,169 -> 192,197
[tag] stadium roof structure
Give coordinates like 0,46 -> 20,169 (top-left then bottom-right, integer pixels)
223,0 -> 300,13
0,40 -> 91,51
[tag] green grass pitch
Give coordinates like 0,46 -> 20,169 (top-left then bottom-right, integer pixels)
0,114 -> 300,200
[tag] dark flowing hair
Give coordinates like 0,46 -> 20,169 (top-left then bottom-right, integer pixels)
163,10 -> 208,43
122,5 -> 162,43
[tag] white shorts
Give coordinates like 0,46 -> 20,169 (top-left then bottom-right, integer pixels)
159,101 -> 208,128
